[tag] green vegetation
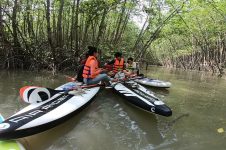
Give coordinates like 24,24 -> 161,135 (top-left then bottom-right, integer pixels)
0,0 -> 225,76
152,0 -> 226,76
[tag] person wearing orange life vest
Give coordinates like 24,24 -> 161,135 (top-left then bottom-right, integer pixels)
83,46 -> 112,85
107,52 -> 125,77
113,52 -> 125,73
107,52 -> 133,78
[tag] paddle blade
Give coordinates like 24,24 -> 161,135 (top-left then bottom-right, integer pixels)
20,86 -> 57,104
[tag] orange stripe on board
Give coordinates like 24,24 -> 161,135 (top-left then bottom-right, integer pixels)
19,86 -> 39,100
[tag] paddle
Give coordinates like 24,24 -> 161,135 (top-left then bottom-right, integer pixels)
20,83 -> 105,104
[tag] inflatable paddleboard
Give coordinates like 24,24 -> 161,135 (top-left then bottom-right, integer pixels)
135,77 -> 171,88
112,80 -> 172,116
0,82 -> 100,140
0,114 -> 26,150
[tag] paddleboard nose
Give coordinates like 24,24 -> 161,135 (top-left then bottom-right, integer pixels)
155,105 -> 172,117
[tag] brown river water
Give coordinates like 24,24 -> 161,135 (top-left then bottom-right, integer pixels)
0,67 -> 226,150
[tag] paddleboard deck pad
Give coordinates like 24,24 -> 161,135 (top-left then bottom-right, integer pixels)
112,80 -> 172,116
0,82 -> 100,140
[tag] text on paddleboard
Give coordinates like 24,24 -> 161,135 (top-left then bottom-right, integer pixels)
9,95 -> 68,123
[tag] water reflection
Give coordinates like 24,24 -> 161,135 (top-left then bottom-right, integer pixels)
2,68 -> 226,150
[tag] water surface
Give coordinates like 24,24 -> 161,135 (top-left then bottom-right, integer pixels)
0,68 -> 226,150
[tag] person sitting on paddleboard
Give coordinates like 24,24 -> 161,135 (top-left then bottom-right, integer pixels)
125,57 -> 140,77
106,52 -> 124,77
107,52 -> 134,78
73,52 -> 89,82
83,46 -> 116,85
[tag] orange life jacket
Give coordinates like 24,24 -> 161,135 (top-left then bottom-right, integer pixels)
113,58 -> 124,73
82,56 -> 99,79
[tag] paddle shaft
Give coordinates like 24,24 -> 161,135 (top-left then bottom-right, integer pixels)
55,83 -> 105,93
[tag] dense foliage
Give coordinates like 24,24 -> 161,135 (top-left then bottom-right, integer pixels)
0,0 -> 225,75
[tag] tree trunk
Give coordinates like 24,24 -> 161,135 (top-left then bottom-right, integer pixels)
132,16 -> 149,53
0,2 -> 4,42
52,5 -> 57,45
26,0 -> 35,39
12,0 -> 24,69
70,0 -> 76,50
12,0 -> 21,52
74,0 -> 80,56
113,0 -> 127,46
57,0 -> 64,48
96,8 -> 108,47
46,0 -> 56,73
